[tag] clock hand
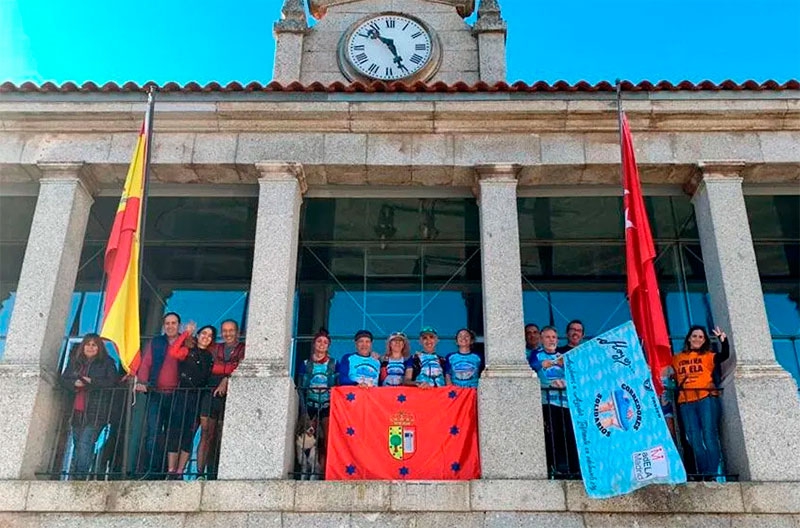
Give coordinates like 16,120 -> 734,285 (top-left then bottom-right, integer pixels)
394,55 -> 409,72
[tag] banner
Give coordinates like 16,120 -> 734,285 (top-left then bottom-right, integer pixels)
564,321 -> 686,498
326,386 -> 480,480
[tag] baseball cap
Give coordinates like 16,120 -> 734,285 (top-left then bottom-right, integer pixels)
419,326 -> 438,337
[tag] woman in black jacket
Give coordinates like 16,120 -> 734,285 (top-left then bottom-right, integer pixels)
164,323 -> 214,479
61,333 -> 120,477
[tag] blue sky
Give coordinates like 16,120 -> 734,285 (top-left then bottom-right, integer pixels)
1,0 -> 798,85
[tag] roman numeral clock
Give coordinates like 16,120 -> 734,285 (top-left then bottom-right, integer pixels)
337,13 -> 442,83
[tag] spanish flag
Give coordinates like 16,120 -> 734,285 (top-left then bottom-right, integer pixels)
100,123 -> 147,372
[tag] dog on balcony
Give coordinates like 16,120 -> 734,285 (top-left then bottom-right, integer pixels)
296,417 -> 319,480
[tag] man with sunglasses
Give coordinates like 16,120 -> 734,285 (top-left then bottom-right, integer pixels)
404,326 -> 449,388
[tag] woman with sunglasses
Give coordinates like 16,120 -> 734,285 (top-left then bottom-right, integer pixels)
380,332 -> 410,386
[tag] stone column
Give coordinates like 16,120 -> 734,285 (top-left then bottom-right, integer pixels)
0,162 -> 96,479
475,164 -> 548,479
217,162 -> 306,480
689,161 -> 800,481
272,0 -> 308,83
472,0 -> 508,84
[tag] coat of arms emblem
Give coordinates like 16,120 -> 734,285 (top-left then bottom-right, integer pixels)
388,410 -> 416,460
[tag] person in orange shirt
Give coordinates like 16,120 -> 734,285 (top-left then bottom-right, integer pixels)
672,325 -> 730,477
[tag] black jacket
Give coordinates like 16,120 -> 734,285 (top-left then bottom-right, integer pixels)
61,355 -> 121,426
178,347 -> 214,389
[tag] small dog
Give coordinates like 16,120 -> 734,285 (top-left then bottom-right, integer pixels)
296,419 -> 319,480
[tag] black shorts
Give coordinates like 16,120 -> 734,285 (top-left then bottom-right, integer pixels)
200,390 -> 226,420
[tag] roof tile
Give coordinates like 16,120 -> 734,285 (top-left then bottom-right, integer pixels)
0,79 -> 798,94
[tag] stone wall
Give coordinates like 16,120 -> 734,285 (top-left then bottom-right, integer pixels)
300,0 -> 479,85
1,94 -> 798,189
1,480 -> 798,527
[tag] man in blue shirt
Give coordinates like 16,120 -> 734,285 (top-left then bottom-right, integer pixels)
405,326 -> 448,387
337,330 -> 380,387
529,325 -> 579,477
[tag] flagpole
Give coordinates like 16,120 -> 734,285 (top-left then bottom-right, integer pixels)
615,79 -> 624,186
123,86 -> 155,478
138,86 -> 156,296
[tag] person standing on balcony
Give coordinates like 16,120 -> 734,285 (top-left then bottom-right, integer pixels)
672,325 -> 730,477
405,326 -> 449,388
197,319 -> 245,480
445,328 -> 485,388
524,323 -> 541,363
338,330 -> 380,387
164,322 -> 214,480
529,325 -> 579,477
557,319 -> 585,353
380,331 -> 411,386
135,312 -> 183,477
61,333 -> 121,478
298,328 -> 337,476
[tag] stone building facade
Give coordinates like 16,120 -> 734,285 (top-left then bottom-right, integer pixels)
0,0 -> 798,525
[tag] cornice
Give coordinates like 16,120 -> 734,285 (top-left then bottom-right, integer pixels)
0,97 -> 797,134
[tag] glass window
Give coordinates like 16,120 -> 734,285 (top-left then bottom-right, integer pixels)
518,196 -> 708,347
746,195 -> 800,386
59,196 -> 257,367
0,195 -> 38,359
293,198 -> 481,377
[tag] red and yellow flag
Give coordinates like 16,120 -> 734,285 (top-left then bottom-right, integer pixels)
100,124 -> 147,372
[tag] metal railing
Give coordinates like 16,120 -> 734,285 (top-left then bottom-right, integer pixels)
41,386 -> 227,481
541,387 -> 736,482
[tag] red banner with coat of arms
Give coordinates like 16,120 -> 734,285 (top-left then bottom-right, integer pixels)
326,386 -> 481,480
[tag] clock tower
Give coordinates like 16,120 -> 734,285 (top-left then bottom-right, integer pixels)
272,0 -> 508,84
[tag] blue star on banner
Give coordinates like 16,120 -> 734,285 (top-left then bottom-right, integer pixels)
448,390 -> 457,399
397,394 -> 407,403
450,425 -> 460,435
346,464 -> 356,475
399,466 -> 410,476
346,427 -> 355,436
346,392 -> 356,402
451,462 -> 461,472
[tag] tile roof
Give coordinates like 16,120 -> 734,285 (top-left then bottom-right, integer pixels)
1,79 -> 798,94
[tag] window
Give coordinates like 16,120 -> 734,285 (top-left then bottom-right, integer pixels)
293,198 -> 481,376
0,195 -> 37,358
745,195 -> 800,385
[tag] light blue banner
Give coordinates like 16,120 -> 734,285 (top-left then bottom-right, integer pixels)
564,321 -> 686,499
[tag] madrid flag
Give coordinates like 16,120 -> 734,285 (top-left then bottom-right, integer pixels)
100,124 -> 147,372
326,386 -> 480,480
621,113 -> 672,394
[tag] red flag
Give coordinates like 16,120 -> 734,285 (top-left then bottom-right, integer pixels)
621,113 -> 672,395
326,386 -> 481,480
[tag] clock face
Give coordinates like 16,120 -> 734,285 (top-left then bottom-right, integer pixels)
342,14 -> 438,82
